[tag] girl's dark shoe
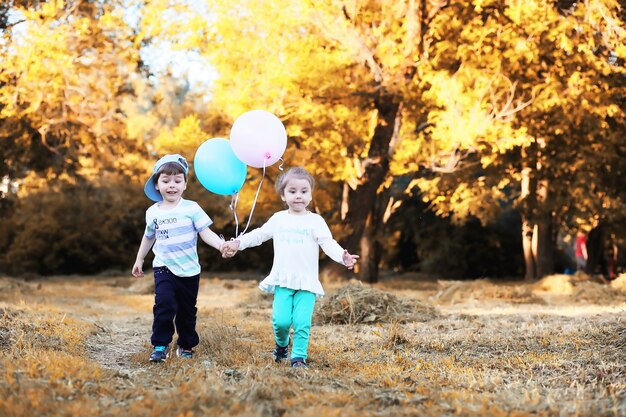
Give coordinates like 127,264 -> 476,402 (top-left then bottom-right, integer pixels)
291,358 -> 308,368
273,344 -> 289,362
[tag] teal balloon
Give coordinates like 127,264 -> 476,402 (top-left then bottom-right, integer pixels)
194,138 -> 247,195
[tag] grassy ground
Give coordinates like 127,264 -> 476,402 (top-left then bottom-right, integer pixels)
0,272 -> 624,416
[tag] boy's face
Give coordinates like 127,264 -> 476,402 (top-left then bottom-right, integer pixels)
281,178 -> 312,214
156,173 -> 187,203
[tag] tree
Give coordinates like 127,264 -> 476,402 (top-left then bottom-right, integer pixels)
146,0 -> 542,281
3,0 -> 622,279
0,0 -> 220,275
0,0 -> 148,186
416,0 -> 626,280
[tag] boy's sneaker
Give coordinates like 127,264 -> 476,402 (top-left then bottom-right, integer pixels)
149,345 -> 170,362
273,344 -> 289,362
291,358 -> 308,368
176,347 -> 194,359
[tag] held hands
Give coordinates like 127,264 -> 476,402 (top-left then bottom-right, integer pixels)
221,240 -> 240,258
342,250 -> 359,270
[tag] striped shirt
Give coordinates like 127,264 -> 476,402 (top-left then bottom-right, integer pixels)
144,198 -> 212,277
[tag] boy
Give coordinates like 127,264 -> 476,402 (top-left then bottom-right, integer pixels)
132,154 -> 224,361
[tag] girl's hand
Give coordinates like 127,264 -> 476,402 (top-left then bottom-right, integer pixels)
221,240 -> 240,258
342,250 -> 359,270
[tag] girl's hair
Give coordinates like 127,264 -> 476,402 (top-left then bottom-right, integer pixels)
275,167 -> 314,195
155,162 -> 187,182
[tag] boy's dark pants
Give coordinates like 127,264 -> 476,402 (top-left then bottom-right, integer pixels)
151,266 -> 200,349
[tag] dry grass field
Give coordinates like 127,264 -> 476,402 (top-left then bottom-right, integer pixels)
1,271 -> 625,417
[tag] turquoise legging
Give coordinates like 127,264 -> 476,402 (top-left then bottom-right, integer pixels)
272,286 -> 316,360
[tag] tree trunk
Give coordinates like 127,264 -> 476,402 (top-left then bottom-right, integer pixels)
535,212 -> 554,278
357,213 -> 381,283
585,224 -> 605,276
520,160 -> 537,281
534,160 -> 554,278
522,216 -> 536,280
520,141 -> 555,281
343,94 -> 400,283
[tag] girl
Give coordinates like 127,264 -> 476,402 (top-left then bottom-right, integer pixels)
222,167 -> 358,368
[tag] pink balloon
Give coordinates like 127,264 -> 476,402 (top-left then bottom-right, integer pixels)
230,110 -> 287,168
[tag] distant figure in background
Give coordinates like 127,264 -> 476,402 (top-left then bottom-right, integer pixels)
574,232 -> 588,271
132,154 -> 225,362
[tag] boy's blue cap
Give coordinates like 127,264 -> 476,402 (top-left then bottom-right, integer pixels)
143,154 -> 189,202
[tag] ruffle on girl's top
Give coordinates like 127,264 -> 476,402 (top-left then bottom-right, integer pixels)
259,270 -> 325,297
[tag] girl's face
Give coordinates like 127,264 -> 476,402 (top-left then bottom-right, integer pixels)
281,178 -> 312,215
156,173 -> 187,204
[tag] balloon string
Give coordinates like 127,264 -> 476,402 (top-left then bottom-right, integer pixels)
230,193 -> 240,238
239,158 -> 267,236
278,158 -> 285,171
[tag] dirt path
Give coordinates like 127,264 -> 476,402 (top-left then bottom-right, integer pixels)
86,314 -> 151,377
30,277 -> 158,385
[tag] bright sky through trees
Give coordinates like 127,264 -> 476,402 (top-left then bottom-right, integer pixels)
138,0 -> 216,96
4,0 -> 215,97
141,41 -> 215,94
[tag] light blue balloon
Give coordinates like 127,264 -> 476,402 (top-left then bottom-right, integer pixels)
194,138 -> 247,195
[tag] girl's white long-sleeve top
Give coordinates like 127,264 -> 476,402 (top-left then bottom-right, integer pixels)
236,210 -> 345,296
